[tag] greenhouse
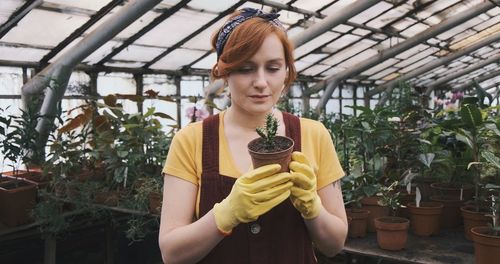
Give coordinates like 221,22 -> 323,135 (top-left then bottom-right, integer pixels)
0,0 -> 499,263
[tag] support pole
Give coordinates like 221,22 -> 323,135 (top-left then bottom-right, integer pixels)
21,0 -> 163,149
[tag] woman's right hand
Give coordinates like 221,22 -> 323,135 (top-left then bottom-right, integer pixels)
213,164 -> 292,235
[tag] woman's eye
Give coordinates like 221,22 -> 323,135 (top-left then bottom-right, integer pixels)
267,66 -> 281,72
236,67 -> 254,73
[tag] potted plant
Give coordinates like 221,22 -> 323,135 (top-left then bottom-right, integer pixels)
374,181 -> 410,251
343,173 -> 370,238
470,193 -> 500,264
247,113 -> 294,172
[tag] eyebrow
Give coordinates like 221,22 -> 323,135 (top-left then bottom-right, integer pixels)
245,58 -> 285,64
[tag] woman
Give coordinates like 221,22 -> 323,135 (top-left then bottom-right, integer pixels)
159,8 -> 347,264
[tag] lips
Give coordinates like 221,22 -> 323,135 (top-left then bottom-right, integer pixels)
249,95 -> 269,98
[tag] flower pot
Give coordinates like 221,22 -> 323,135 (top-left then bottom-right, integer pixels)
430,195 -> 464,229
248,136 -> 294,173
396,190 -> 415,219
470,226 -> 500,264
430,182 -> 473,201
374,217 -> 410,251
346,208 -> 370,238
3,169 -> 51,189
360,196 -> 390,232
0,179 -> 37,227
407,201 -> 443,236
461,205 -> 491,240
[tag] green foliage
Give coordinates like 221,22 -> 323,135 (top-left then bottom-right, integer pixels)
378,181 -> 401,216
256,113 -> 279,150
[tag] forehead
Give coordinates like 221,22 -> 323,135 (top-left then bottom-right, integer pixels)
248,33 -> 285,62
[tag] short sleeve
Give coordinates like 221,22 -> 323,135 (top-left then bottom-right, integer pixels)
316,124 -> 344,189
162,124 -> 199,185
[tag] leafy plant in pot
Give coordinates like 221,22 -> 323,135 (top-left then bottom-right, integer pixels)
470,193 -> 500,264
247,113 -> 294,172
373,181 -> 410,251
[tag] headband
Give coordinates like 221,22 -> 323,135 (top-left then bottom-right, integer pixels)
215,8 -> 285,59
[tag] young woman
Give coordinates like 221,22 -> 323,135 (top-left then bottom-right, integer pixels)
159,8 -> 347,264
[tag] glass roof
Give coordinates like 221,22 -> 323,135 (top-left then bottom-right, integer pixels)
0,0 -> 498,95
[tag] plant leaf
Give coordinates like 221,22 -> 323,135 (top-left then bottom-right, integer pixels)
418,153 -> 435,168
482,151 -> 500,169
460,103 -> 482,129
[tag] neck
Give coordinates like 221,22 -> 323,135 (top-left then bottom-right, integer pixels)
225,107 -> 277,131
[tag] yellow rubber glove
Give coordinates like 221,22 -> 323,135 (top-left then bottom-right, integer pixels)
289,151 -> 322,220
213,164 -> 293,235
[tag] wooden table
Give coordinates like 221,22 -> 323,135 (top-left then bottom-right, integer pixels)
343,228 -> 474,264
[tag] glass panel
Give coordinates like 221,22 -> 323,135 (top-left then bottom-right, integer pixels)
367,3 -> 413,29
325,34 -> 362,52
143,74 -> 177,96
400,23 -> 429,38
392,17 -> 417,31
2,9 -> 89,47
0,0 -> 26,25
44,0 -> 110,11
302,64 -> 331,76
294,32 -> 339,58
474,15 -> 500,31
321,66 -> 346,78
136,8 -> 217,48
300,53 -> 329,64
323,39 -> 376,66
183,18 -> 226,50
399,56 -> 435,73
84,40 -> 123,64
66,72 -> 90,96
0,45 -> 48,61
295,60 -> 313,72
395,47 -> 439,68
191,52 -> 216,69
341,48 -> 385,68
370,67 -> 397,80
361,58 -> 399,76
149,48 -> 207,70
0,67 -> 23,95
322,0 -> 356,16
180,77 -> 204,96
97,72 -> 135,95
352,28 -> 371,36
349,2 -> 393,24
277,10 -> 305,25
325,99 -> 340,114
104,61 -> 146,68
332,24 -> 353,33
287,26 -> 305,38
188,0 -> 241,13
436,16 -> 484,40
396,44 -> 429,59
113,45 -> 166,62
293,0 -> 333,11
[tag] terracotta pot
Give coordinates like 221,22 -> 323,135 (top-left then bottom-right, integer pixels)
430,182 -> 473,201
374,217 -> 410,251
361,196 -> 390,232
0,179 -> 37,227
94,190 -> 121,206
148,192 -> 162,215
470,226 -> 500,264
430,195 -> 464,229
3,170 -> 51,189
407,201 -> 443,236
461,205 -> 491,240
396,191 -> 415,219
346,208 -> 370,238
248,136 -> 294,172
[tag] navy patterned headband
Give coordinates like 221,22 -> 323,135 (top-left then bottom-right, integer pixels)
215,8 -> 285,59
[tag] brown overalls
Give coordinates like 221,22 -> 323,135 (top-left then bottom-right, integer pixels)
198,112 -> 317,264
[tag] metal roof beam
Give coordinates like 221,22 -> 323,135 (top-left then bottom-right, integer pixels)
144,0 -> 245,68
290,0 -> 381,48
0,0 -> 43,39
311,1 -> 495,113
205,0 -> 381,98
20,0 -> 163,150
451,69 -> 500,93
373,31 -> 500,105
424,53 -> 500,96
96,0 -> 191,65
40,0 -> 124,65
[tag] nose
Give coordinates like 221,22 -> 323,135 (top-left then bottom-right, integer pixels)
253,68 -> 267,89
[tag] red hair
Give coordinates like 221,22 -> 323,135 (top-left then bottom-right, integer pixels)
211,14 -> 296,90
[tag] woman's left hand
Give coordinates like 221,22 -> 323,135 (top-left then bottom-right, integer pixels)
289,151 -> 322,219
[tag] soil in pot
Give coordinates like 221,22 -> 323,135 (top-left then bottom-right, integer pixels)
374,217 -> 410,251
248,136 -> 294,172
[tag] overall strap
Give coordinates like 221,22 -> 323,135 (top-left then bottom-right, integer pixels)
282,112 -> 301,152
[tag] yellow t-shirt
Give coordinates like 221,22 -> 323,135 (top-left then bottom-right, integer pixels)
163,111 -> 345,216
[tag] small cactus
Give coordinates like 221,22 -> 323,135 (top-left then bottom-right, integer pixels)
256,113 -> 278,150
